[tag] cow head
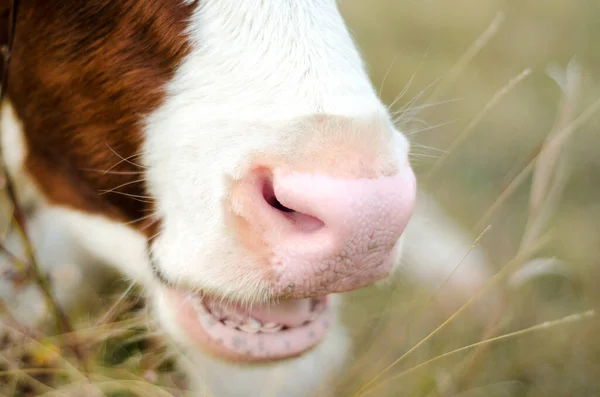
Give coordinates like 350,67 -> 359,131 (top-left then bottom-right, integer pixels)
6,0 -> 416,362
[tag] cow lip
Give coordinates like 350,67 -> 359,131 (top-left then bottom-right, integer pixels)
163,288 -> 331,362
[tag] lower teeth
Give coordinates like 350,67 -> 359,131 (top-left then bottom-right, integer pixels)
189,296 -> 325,333
260,323 -> 283,333
238,324 -> 260,333
223,319 -> 240,328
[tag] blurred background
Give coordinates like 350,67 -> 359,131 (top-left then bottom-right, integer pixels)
342,0 -> 599,267
335,0 -> 600,396
1,0 -> 599,396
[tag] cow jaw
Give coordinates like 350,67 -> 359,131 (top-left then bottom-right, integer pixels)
165,289 -> 330,362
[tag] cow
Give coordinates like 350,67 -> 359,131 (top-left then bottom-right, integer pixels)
0,1 -> 496,396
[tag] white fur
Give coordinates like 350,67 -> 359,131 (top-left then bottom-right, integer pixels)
1,102 -> 38,209
141,3 -> 394,393
0,1 -> 497,396
142,0 -> 407,303
0,109 -> 493,396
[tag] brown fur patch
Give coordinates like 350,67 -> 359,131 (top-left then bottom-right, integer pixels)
4,0 -> 197,235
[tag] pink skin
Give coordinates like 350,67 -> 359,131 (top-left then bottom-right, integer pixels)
236,164 -> 418,298
166,164 -> 416,363
165,289 -> 330,362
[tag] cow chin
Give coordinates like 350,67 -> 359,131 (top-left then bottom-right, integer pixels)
157,287 -> 332,363
151,285 -> 353,397
146,232 -> 406,365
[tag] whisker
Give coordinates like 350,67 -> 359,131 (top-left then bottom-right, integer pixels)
379,52 -> 402,97
393,99 -> 463,131
99,190 -> 155,203
80,168 -> 146,176
124,212 -> 156,226
408,152 -> 441,160
393,78 -> 439,128
411,143 -> 447,153
105,144 -> 147,172
140,215 -> 161,232
405,119 -> 459,136
391,97 -> 463,119
148,230 -> 162,242
99,179 -> 147,195
391,76 -> 444,124
388,74 -> 415,111
398,117 -> 431,129
387,47 -> 431,111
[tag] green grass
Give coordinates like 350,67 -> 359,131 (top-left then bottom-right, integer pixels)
1,0 -> 599,395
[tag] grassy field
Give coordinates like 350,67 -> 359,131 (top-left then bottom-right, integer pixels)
337,0 -> 600,395
1,0 -> 599,396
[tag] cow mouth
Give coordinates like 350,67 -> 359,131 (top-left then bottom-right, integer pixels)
164,288 -> 330,362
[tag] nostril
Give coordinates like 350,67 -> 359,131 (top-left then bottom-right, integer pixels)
261,177 -> 295,213
259,172 -> 324,233
273,198 -> 295,213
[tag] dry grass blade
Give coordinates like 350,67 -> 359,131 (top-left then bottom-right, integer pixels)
0,367 -> 69,378
35,378 -> 182,397
0,322 -> 89,383
0,352 -> 56,394
457,59 -> 590,394
96,282 -> 138,326
340,225 -> 492,386
473,156 -> 537,233
424,12 -> 505,105
351,231 -> 551,397
474,89 -> 600,233
0,171 -> 90,372
425,68 -> 532,181
520,59 -> 581,250
358,310 -> 596,396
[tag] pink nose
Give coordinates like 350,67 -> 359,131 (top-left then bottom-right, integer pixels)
232,165 -> 417,298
